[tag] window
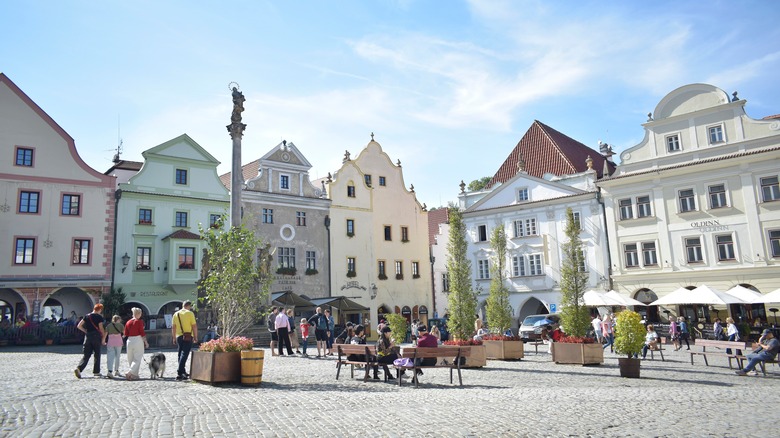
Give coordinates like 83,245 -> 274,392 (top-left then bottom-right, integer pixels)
572,211 -> 581,230
529,254 -> 543,276
412,261 -> 420,278
516,188 -> 529,202
642,242 -> 658,266
578,249 -> 587,273
136,247 -> 151,270
175,168 -> 188,185
175,211 -> 188,227
278,247 -> 296,268
477,225 -> 487,242
685,237 -> 703,263
296,211 -> 306,226
395,261 -> 403,277
401,226 -> 409,242
525,218 -> 537,236
347,257 -> 356,274
708,125 -> 724,144
15,147 -> 33,166
384,226 -> 392,241
346,219 -> 355,235
139,209 -> 152,225
279,174 -> 290,190
364,175 -> 372,187
513,220 -> 523,238
19,191 -> 40,214
769,230 -> 780,258
512,255 -> 526,277
477,259 -> 490,280
178,247 -> 195,269
72,239 -> 90,264
15,238 -> 35,264
441,272 -> 450,291
624,244 -> 639,268
513,219 -> 537,237
716,234 -> 735,261
262,208 -> 273,224
708,184 -> 727,209
378,260 -> 386,277
306,251 -> 316,270
637,196 -> 652,218
761,176 -> 780,202
678,189 -> 696,213
61,194 -> 80,216
209,214 -> 221,228
347,185 -> 356,197
666,134 -> 681,152
379,176 -> 386,186
619,198 -> 633,220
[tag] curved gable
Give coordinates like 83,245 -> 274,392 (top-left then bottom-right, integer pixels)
653,84 -> 730,120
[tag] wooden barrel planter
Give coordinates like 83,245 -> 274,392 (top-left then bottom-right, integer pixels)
618,358 -> 641,378
240,349 -> 264,386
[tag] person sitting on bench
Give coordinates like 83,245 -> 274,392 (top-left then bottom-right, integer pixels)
735,329 -> 779,376
641,325 -> 659,359
413,325 -> 438,383
375,325 -> 399,381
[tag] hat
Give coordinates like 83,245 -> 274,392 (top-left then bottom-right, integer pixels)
381,326 -> 392,333
346,322 -> 354,327
762,329 -> 774,337
417,325 -> 428,332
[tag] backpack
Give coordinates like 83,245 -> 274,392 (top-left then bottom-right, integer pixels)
267,313 -> 276,332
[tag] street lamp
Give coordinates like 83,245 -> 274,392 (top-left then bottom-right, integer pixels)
121,252 -> 130,273
370,283 -> 378,300
770,308 -> 779,327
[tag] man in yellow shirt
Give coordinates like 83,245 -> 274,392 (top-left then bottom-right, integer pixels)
172,300 -> 198,380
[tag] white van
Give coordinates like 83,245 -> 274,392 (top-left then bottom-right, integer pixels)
518,314 -> 560,341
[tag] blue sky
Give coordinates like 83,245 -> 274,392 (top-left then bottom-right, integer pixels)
2,0 -> 779,207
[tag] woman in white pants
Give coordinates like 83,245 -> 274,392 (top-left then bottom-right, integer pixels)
124,307 -> 149,380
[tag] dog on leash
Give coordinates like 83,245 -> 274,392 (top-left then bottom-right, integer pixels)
148,353 -> 166,379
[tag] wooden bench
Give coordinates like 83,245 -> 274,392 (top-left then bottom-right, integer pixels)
734,342 -> 779,376
335,344 -> 380,382
645,341 -> 665,361
690,339 -> 751,368
526,341 -> 546,354
394,346 -> 470,388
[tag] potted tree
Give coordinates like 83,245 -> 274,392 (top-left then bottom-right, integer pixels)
484,225 -> 523,360
41,321 -> 59,345
442,207 -> 485,367
554,208 -> 604,365
193,222 -> 271,385
614,310 -> 645,378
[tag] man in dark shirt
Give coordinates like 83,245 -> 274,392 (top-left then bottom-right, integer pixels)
74,303 -> 106,378
736,329 -> 780,376
413,325 -> 438,383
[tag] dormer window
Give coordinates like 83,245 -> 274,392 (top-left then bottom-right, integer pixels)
666,134 -> 681,152
708,125 -> 724,144
516,188 -> 529,202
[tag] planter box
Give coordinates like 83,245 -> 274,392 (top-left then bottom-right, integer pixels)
618,357 -> 641,378
463,345 -> 486,368
484,340 -> 524,360
551,342 -> 603,365
191,351 -> 241,384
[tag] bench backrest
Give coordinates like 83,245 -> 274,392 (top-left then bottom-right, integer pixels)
400,346 -> 471,358
695,339 -> 750,349
336,344 -> 377,356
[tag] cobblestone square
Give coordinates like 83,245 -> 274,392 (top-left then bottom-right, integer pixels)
1,345 -> 778,437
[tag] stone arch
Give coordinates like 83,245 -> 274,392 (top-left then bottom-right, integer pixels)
377,304 -> 391,318
634,288 -> 659,322
119,302 -> 151,323
156,301 -> 184,317
517,297 -> 549,323
44,287 -> 94,323
0,288 -> 28,323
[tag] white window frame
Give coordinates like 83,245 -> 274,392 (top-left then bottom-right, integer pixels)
578,249 -> 587,273
278,247 -> 296,269
572,211 -> 581,230
516,187 -> 529,202
477,225 -> 488,242
678,189 -> 696,213
306,251 -> 316,270
528,254 -> 543,276
525,218 -> 537,236
666,134 -> 681,152
636,196 -> 652,218
769,230 -> 780,258
624,243 -> 639,268
619,198 -> 633,220
708,184 -> 728,209
685,237 -> 704,263
760,176 -> 780,202
641,242 -> 658,266
477,259 -> 490,280
715,234 -> 736,261
279,173 -> 291,191
512,255 -> 526,277
707,124 -> 725,144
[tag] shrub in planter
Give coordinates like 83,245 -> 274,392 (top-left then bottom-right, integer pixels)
346,270 -> 357,278
305,268 -> 318,275
614,310 -> 645,378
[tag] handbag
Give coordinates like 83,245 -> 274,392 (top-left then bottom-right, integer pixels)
178,313 -> 193,342
393,358 -> 413,367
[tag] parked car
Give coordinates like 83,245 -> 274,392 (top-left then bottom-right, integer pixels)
427,318 -> 449,342
518,314 -> 560,342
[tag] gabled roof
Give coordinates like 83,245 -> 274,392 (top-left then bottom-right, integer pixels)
486,120 -> 614,189
162,229 -> 201,240
104,160 -> 143,175
427,208 -> 449,246
220,159 -> 259,190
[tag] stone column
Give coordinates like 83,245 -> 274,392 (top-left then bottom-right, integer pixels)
227,86 -> 246,228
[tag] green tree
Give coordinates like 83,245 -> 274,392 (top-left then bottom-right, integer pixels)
486,224 -> 512,333
101,288 -> 126,321
559,208 -> 590,337
614,310 -> 645,358
383,312 -> 408,346
199,221 -> 271,338
446,207 -> 478,340
467,176 -> 492,192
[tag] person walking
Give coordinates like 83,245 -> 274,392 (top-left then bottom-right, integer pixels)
300,318 -> 310,357
669,316 -> 681,351
104,314 -> 124,378
275,307 -> 294,356
713,318 -> 725,340
325,309 -> 335,355
601,314 -> 614,352
74,303 -> 106,379
591,315 -> 603,343
286,309 -> 300,354
124,307 -> 149,381
726,317 -> 742,356
267,307 -> 279,356
678,316 -> 691,350
172,300 -> 197,381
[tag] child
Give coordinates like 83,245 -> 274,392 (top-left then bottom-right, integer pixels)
104,315 -> 124,378
299,318 -> 310,357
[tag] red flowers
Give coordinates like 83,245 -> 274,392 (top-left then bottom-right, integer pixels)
558,335 -> 596,344
443,339 -> 483,346
481,334 -> 521,341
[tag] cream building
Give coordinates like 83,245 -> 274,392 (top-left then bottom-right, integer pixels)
598,84 -> 780,325
327,138 -> 431,334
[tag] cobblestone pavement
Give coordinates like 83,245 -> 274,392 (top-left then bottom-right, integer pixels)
0,344 -> 778,437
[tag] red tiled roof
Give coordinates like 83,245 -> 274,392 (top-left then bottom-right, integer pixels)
163,229 -> 201,240
104,160 -> 143,175
427,208 -> 449,246
486,120 -> 614,189
219,159 -> 260,190
763,114 -> 780,120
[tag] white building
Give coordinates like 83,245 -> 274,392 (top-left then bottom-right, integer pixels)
598,84 -> 780,325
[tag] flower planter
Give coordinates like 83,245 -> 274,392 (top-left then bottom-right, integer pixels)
240,349 -> 265,386
618,357 -> 641,378
191,351 -> 241,384
551,342 -> 603,365
463,344 -> 487,368
484,340 -> 524,360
